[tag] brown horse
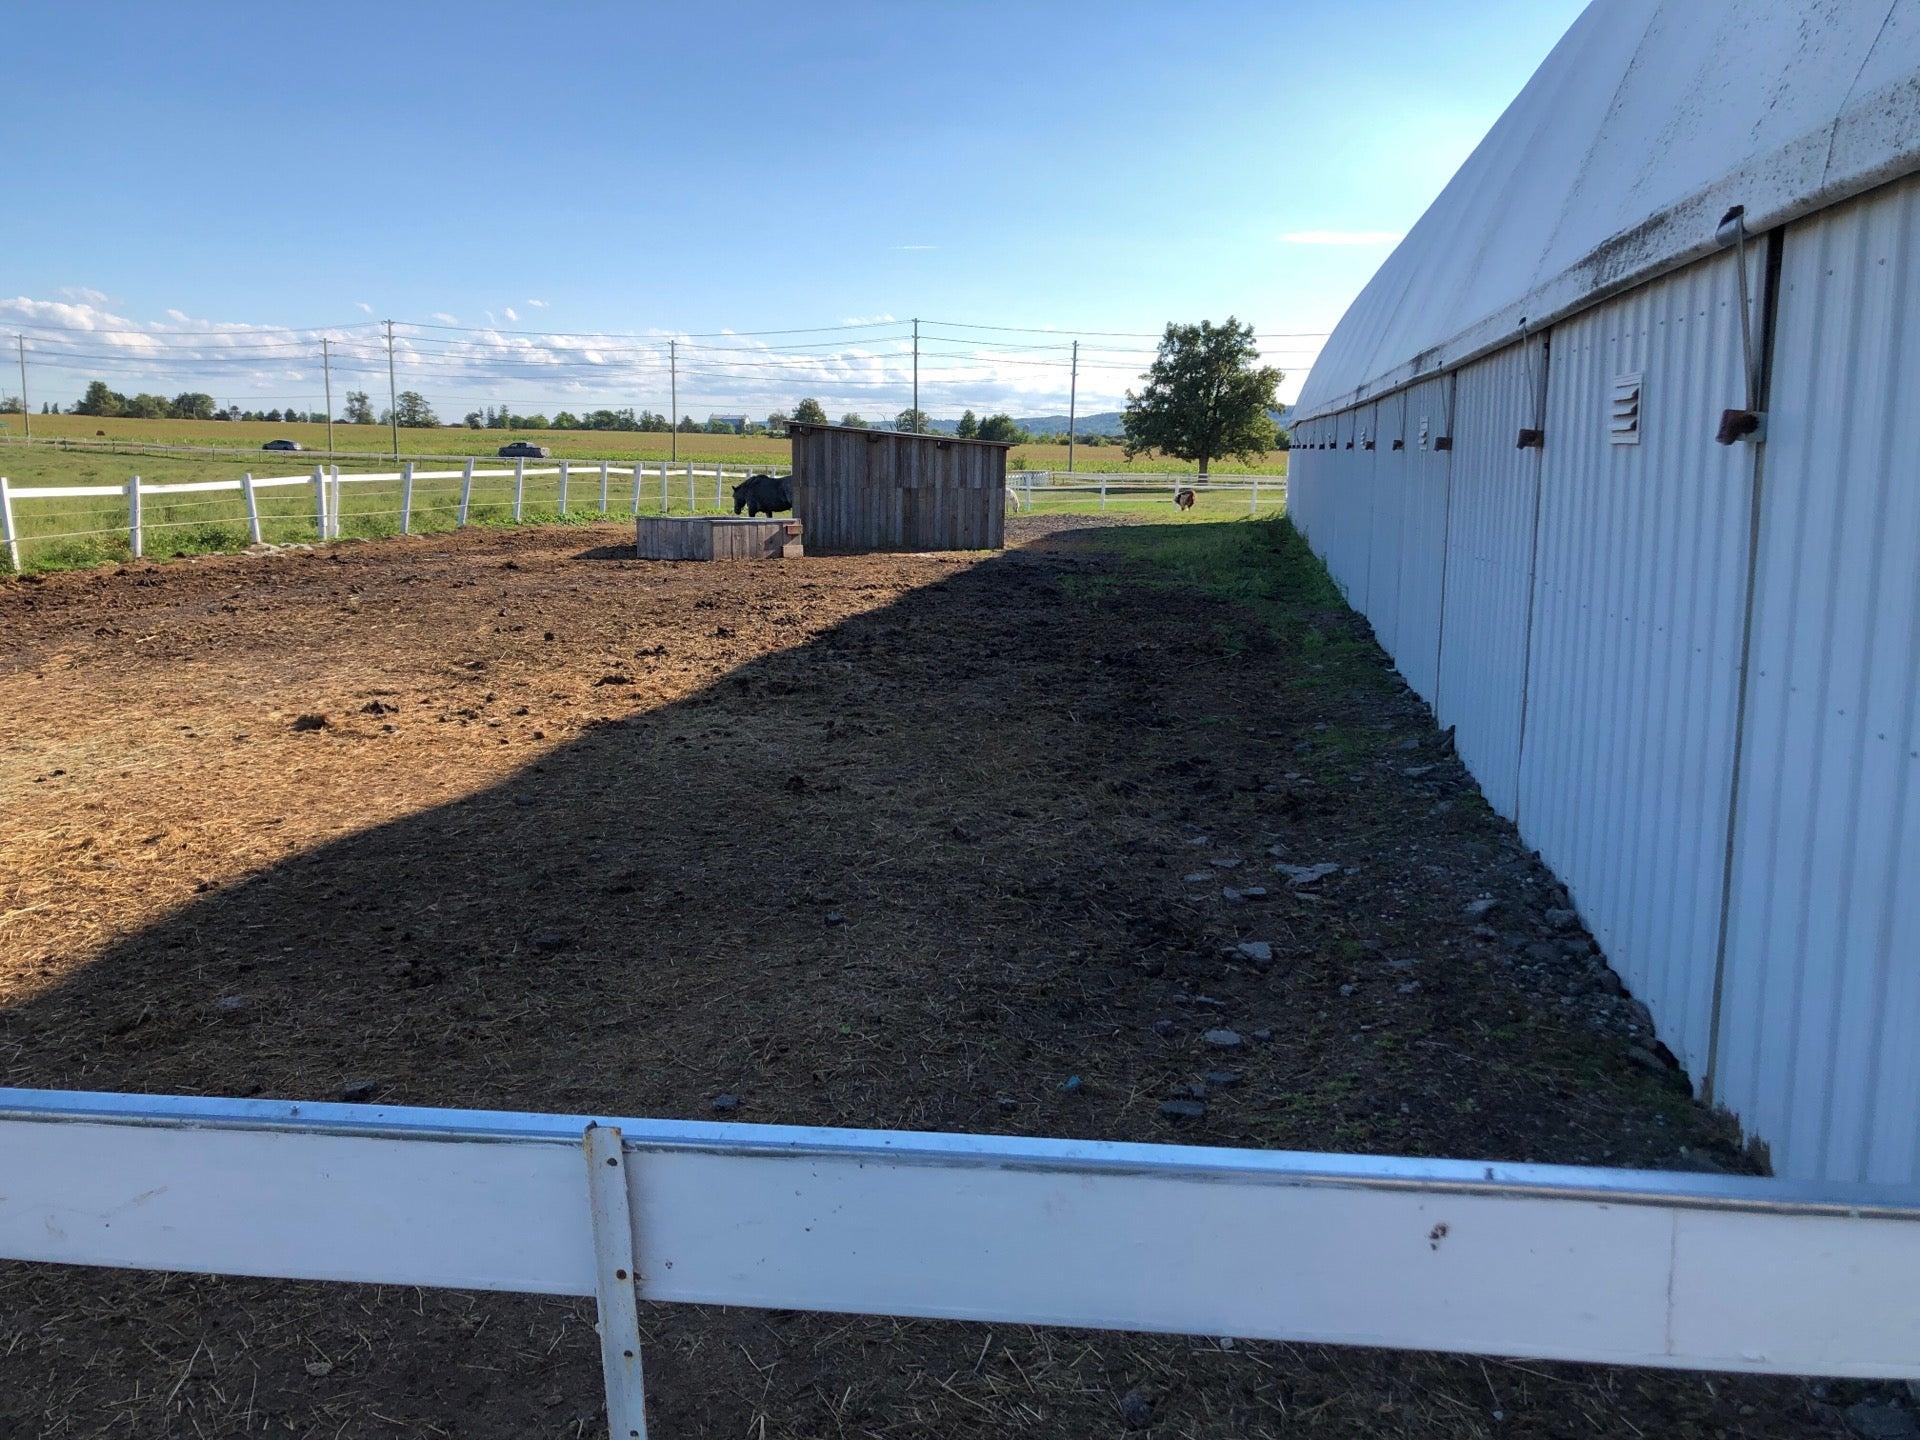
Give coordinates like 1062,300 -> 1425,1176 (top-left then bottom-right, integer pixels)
1173,487 -> 1197,511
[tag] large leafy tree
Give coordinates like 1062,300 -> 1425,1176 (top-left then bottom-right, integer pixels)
74,380 -> 126,417
976,413 -> 1026,444
342,390 -> 376,425
791,397 -> 828,426
393,390 -> 438,428
1122,318 -> 1280,476
838,412 -> 867,429
955,409 -> 979,438
894,407 -> 932,434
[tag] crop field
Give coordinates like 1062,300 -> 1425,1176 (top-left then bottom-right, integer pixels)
0,411 -> 1294,474
0,444 -> 1283,572
0,509 -> 1870,1438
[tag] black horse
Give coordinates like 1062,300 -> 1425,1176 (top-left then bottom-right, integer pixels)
731,473 -> 793,517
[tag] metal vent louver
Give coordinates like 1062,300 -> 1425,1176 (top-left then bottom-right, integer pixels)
1609,372 -> 1643,445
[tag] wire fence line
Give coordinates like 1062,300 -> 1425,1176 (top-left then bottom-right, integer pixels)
0,461 -> 1285,573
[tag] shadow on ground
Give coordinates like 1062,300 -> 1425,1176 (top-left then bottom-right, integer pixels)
0,517 -> 1875,1437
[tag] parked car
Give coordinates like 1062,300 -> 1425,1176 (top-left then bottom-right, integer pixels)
497,441 -> 550,458
262,438 -> 304,452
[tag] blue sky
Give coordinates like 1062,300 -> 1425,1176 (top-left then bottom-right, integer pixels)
1,0 -> 1587,421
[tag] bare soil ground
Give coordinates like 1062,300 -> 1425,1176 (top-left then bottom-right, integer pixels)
0,516 -> 1885,1437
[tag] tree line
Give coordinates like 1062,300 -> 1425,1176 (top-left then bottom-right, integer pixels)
30,321 -> 1288,467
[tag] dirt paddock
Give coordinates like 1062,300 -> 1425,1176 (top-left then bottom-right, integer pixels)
0,516 -> 1880,1436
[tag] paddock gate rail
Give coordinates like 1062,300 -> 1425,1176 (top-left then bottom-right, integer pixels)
3,1087 -> 1919,1437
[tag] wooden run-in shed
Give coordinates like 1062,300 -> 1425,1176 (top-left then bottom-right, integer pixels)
787,422 -> 1010,554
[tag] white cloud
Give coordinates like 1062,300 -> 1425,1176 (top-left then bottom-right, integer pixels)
1279,230 -> 1403,246
430,312 -> 459,324
354,300 -> 374,313
503,306 -> 519,322
841,313 -> 897,325
891,244 -> 937,252
59,286 -> 110,305
526,298 -> 548,308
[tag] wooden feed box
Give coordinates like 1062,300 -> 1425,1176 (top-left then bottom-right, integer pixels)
634,515 -> 802,561
787,421 -> 1010,554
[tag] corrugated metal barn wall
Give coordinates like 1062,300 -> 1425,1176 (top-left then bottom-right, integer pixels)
1434,338 -> 1546,820
1515,248 -> 1760,1079
1285,172 -> 1920,1184
1715,173 -> 1920,1184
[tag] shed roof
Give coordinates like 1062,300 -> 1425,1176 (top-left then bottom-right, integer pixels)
1295,0 -> 1920,420
786,421 -> 1016,448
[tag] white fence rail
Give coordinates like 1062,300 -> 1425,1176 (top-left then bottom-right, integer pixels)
3,1088 -> 1919,1437
0,465 -> 1287,569
0,460 -> 792,569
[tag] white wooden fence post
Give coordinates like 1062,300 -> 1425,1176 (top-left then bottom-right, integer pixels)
126,475 -> 143,558
241,472 -> 262,544
715,465 -> 724,511
400,462 -> 415,535
0,476 -> 18,572
458,459 -> 475,527
1099,477 -> 1107,512
513,458 -> 525,522
630,463 -> 642,515
686,459 -> 695,512
1026,471 -> 1034,510
659,460 -> 667,514
583,1126 -> 649,1440
557,460 -> 569,517
330,465 -> 343,539
312,466 -> 328,540
598,460 -> 609,513
1251,474 -> 1259,515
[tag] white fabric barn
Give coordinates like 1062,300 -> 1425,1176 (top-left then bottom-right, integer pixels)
1288,0 -> 1920,1184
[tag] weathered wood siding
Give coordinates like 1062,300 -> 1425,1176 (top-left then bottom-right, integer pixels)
790,425 -> 1007,554
634,516 -> 801,561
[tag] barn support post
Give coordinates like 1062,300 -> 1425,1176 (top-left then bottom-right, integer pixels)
458,460 -> 475,527
311,466 -> 327,541
557,460 -> 569,517
598,461 -> 609,514
582,1125 -> 648,1440
125,475 -> 142,558
241,472 -> 261,544
513,459 -> 525,522
400,462 -> 415,535
0,475 -> 19,572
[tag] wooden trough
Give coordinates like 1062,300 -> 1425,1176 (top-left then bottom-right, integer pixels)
634,515 -> 802,561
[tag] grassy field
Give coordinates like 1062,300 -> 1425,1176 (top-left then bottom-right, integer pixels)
0,443 -> 1285,573
0,412 -> 1292,475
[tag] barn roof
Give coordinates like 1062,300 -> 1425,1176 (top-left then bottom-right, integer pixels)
1295,0 -> 1920,420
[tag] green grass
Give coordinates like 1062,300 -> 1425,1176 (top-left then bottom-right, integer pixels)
0,444 -> 1289,575
0,413 -> 1293,476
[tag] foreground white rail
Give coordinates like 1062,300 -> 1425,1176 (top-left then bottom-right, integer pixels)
2,1089 -> 1918,1436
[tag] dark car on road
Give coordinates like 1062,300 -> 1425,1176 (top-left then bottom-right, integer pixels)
497,441 -> 551,458
262,438 -> 304,452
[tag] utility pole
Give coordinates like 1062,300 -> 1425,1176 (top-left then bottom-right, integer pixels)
384,319 -> 399,459
16,335 -> 29,442
1067,340 -> 1079,473
911,318 -> 919,432
321,337 -> 335,455
669,340 -> 678,463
